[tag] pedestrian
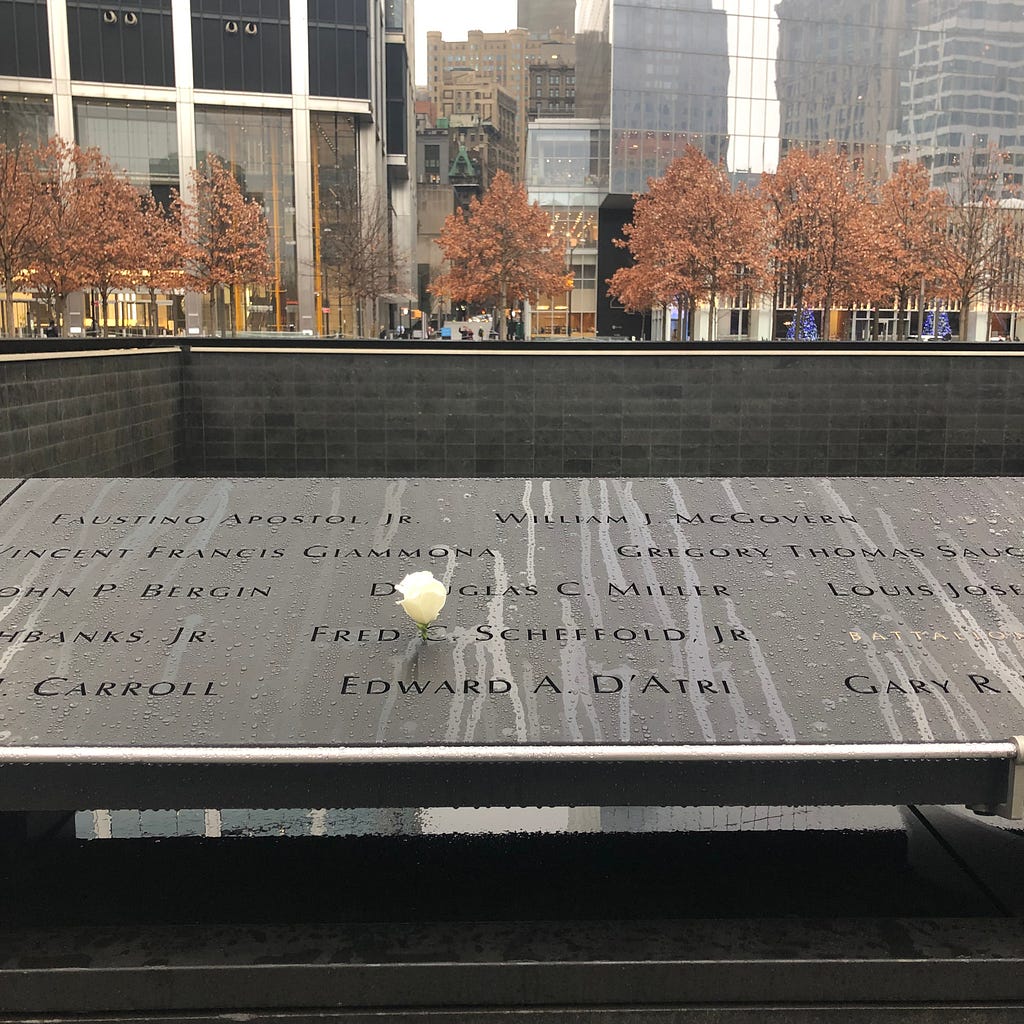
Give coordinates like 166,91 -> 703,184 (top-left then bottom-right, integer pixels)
43,320 -> 58,338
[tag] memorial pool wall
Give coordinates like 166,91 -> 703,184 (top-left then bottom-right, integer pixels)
2,341 -> 1023,478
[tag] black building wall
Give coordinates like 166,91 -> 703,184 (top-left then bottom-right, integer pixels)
597,195 -> 645,340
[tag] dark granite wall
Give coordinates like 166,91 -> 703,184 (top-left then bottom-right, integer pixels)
180,350 -> 1024,477
0,351 -> 181,477
4,347 -> 1021,479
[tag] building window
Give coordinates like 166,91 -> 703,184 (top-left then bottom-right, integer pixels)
385,40 -> 407,154
423,142 -> 440,183
192,0 -> 290,93
0,0 -> 51,79
196,104 -> 296,327
308,0 -> 369,98
572,260 -> 597,289
74,98 -> 178,199
311,111 -> 358,335
0,92 -> 52,145
68,0 -> 174,86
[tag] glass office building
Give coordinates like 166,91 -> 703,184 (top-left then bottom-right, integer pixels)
525,119 -> 608,336
573,0 -> 1024,337
0,0 -> 414,336
576,0 -> 1024,187
892,0 -> 1024,193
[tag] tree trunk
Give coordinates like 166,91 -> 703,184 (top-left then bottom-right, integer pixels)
770,273 -> 779,341
497,284 -> 508,340
99,288 -> 110,335
55,293 -> 66,336
822,294 -> 832,342
896,288 -> 906,340
4,278 -> 15,338
209,286 -> 219,335
708,289 -> 717,342
960,289 -> 970,342
149,288 -> 159,335
794,283 -> 805,341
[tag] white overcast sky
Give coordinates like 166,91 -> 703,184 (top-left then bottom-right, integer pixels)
414,0 -> 518,84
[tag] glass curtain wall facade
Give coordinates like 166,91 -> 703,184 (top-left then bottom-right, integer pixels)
0,92 -> 51,145
574,0 -> 1024,338
0,0 -> 411,336
196,106 -> 296,332
576,0 -> 1024,186
311,111 -> 358,336
526,120 -> 608,336
610,0 -> 729,194
0,94 -> 53,331
74,99 -> 180,331
892,0 -> 1024,192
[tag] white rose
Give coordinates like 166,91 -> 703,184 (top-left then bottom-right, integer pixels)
396,570 -> 447,635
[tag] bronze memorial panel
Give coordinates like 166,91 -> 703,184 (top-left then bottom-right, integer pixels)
0,477 -> 1020,813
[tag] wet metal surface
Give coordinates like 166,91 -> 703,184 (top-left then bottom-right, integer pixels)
0,477 -> 1022,750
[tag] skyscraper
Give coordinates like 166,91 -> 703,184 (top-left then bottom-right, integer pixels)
890,0 -> 1024,193
775,0 -> 907,180
574,0 -> 729,335
518,0 -> 576,37
576,0 -> 729,194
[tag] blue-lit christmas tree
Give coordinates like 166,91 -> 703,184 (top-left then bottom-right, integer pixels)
922,307 -> 952,339
786,307 -> 819,340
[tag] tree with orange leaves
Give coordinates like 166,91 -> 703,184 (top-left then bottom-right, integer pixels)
873,160 -> 950,339
0,139 -> 47,335
759,147 -> 875,341
606,262 -> 673,320
88,158 -> 147,333
608,146 -> 765,340
430,170 -> 565,340
31,138 -> 111,332
180,154 -> 272,335
123,191 -> 191,333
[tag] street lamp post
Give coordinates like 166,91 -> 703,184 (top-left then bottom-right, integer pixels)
566,236 -> 579,338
